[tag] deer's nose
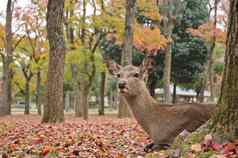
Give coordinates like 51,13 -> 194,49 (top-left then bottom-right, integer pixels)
118,81 -> 126,89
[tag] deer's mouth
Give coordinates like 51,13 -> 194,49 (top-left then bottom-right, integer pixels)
119,87 -> 129,94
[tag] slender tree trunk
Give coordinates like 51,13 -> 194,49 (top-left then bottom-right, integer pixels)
42,0 -> 65,123
24,80 -> 30,115
35,70 -> 41,115
81,87 -> 89,120
207,0 -> 218,103
118,0 -> 136,118
163,30 -> 172,103
197,85 -> 206,103
80,0 -> 86,44
172,83 -> 177,104
207,43 -> 215,102
71,64 -> 78,111
158,0 -> 174,104
147,72 -> 157,97
0,0 -> 13,116
211,0 -> 238,140
99,72 -> 106,115
75,84 -> 82,117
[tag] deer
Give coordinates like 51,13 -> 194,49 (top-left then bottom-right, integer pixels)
107,56 -> 215,151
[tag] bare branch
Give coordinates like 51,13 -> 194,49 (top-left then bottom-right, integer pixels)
12,35 -> 26,51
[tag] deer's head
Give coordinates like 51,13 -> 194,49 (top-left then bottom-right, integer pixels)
107,55 -> 154,98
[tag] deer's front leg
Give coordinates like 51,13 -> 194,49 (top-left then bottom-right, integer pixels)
144,142 -> 157,152
144,143 -> 170,152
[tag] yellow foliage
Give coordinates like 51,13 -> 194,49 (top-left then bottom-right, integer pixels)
0,24 -> 5,49
137,0 -> 160,21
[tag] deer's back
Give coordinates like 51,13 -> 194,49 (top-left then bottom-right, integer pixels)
143,103 -> 215,144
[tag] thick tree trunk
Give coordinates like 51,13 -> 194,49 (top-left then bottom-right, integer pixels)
118,0 -> 136,118
24,80 -> 30,115
0,0 -> 13,116
99,72 -> 106,115
211,0 -> 238,140
77,80 -> 89,120
35,70 -> 41,115
42,0 -> 65,123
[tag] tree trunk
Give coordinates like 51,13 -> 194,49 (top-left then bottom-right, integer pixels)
99,72 -> 106,115
118,0 -> 136,118
147,72 -> 157,97
207,0 -> 218,103
42,0 -> 65,123
35,70 -> 41,115
78,80 -> 89,120
163,31 -> 172,104
71,64 -> 78,110
0,0 -> 13,116
24,80 -> 30,115
75,84 -> 82,117
81,88 -> 89,120
172,83 -> 177,104
207,43 -> 215,103
211,0 -> 238,140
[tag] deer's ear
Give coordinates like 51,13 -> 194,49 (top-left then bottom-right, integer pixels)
106,60 -> 121,76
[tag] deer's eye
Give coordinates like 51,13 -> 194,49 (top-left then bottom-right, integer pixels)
134,73 -> 139,78
117,73 -> 121,78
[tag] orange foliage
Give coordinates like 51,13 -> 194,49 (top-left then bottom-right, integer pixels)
134,26 -> 167,53
187,22 -> 226,43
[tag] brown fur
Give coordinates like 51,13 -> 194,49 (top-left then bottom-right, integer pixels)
112,65 -> 215,146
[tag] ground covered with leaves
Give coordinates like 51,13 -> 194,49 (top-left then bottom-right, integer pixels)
1,115 -> 238,158
0,115 -> 150,158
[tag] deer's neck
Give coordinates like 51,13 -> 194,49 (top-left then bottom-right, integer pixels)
124,86 -> 157,118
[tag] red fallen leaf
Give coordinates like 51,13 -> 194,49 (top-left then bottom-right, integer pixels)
32,137 -> 44,144
223,143 -> 237,155
41,145 -> 52,156
211,143 -> 222,151
9,144 -> 17,151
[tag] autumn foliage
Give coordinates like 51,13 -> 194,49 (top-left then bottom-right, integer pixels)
187,22 -> 226,43
134,26 -> 167,53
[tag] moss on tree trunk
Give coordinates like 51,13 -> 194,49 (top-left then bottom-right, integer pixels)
211,0 -> 238,140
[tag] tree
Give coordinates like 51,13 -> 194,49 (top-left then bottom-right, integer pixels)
211,0 -> 238,140
157,0 -> 186,103
42,0 -> 65,123
0,0 -> 13,116
170,0 -> 209,103
188,0 -> 227,103
15,2 -> 48,115
118,0 -> 136,118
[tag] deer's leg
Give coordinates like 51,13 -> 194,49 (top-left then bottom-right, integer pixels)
144,143 -> 170,152
144,142 -> 156,152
